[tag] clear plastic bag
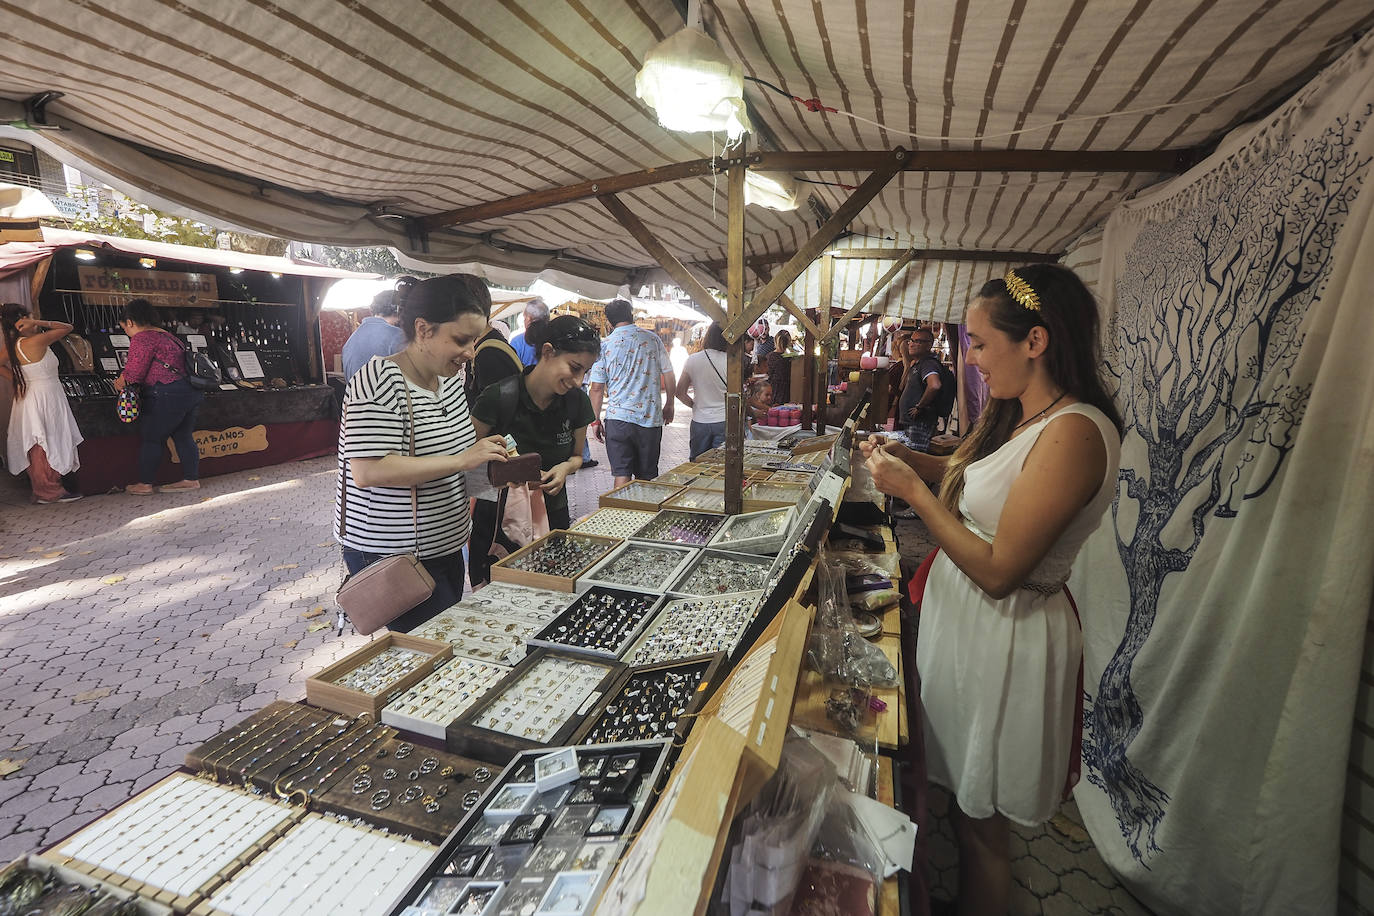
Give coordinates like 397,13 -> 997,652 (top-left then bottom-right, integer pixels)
808,551 -> 898,693
825,548 -> 900,579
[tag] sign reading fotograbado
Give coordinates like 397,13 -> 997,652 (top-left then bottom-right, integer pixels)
168,425 -> 268,463
78,266 -> 220,308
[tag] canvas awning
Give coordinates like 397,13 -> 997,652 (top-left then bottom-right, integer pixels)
3,1 -> 1370,319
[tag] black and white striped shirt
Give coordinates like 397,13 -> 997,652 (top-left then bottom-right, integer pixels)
335,357 -> 477,558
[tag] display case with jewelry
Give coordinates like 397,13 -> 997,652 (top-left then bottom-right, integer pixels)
306,633 -> 452,718
627,508 -> 726,547
0,855 -> 174,916
578,541 -> 698,596
311,735 -> 493,844
708,505 -> 797,555
203,812 -> 436,916
186,700 -> 373,795
660,487 -> 772,516
572,653 -> 724,747
411,610 -> 544,668
447,650 -> 624,761
527,587 -> 664,661
596,480 -> 685,511
381,657 -> 511,738
651,464 -> 700,486
568,507 -> 657,539
670,549 -> 773,598
39,772 -> 301,913
489,531 -> 622,593
456,583 -> 577,621
742,481 -> 809,507
624,592 -> 765,666
391,740 -> 672,916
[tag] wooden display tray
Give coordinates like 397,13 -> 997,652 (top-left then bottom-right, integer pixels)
446,648 -> 625,763
311,736 -> 494,844
3,854 -> 174,915
707,506 -> 796,556
569,653 -> 726,748
489,529 -> 622,592
40,773 -> 301,914
579,540 -> 699,596
668,548 -> 774,600
598,480 -> 686,511
791,433 -> 839,455
185,701 -> 369,794
306,633 -> 452,719
661,487 -> 772,516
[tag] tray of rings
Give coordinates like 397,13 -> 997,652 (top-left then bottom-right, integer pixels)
457,582 -> 578,620
743,481 -> 809,506
305,633 -> 452,718
708,505 -> 796,555
527,587 -> 665,661
382,657 -> 512,738
490,530 -> 623,593
661,487 -> 772,515
597,480 -> 685,511
578,541 -> 699,596
392,740 -> 673,916
310,735 -> 498,844
572,654 -> 724,746
447,649 -> 624,762
670,549 -> 774,598
624,591 -> 765,666
569,507 -> 658,539
627,508 -> 726,547
412,606 -> 556,667
652,467 -> 700,486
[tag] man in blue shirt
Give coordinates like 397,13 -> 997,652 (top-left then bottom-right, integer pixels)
340,289 -> 405,380
508,298 -> 549,367
589,299 -> 674,486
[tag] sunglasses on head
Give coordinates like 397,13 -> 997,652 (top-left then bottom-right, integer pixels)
550,319 -> 599,346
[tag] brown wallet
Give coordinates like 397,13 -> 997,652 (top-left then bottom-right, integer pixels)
488,452 -> 543,486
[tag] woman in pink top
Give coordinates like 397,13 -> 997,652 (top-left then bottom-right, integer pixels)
113,298 -> 204,494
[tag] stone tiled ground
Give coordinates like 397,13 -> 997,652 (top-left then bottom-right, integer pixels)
0,409 -> 1147,913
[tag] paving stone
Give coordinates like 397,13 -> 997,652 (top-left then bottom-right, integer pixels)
1058,868 -> 1118,912
1012,850 -> 1061,898
1029,829 -> 1090,876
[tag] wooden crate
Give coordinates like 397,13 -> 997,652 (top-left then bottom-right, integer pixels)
306,633 -> 452,718
489,529 -> 622,592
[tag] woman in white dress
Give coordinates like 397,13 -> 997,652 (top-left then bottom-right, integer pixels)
863,265 -> 1123,916
1,303 -> 84,504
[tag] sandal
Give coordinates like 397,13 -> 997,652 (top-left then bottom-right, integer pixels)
126,483 -> 156,495
162,480 -> 201,490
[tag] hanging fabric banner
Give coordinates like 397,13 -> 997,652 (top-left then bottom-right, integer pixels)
1071,33 -> 1374,915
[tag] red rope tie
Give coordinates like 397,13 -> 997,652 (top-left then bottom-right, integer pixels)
794,95 -> 838,114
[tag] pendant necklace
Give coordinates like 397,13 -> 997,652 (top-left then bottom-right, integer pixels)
1013,391 -> 1066,432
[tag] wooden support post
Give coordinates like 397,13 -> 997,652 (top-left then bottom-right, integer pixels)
598,193 -> 729,326
800,307 -> 817,431
724,151 -> 746,516
814,255 -> 834,436
818,248 -> 919,342
723,148 -> 909,340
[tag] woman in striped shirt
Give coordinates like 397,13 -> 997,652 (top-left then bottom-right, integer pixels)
336,274 -> 509,633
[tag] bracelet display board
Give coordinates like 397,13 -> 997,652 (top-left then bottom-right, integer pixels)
197,813 -> 434,916
41,773 -> 300,913
389,740 -> 673,916
311,736 -> 496,843
306,634 -> 452,718
447,650 -> 624,762
489,530 -> 622,593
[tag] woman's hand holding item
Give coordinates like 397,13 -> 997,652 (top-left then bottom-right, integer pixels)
539,461 -> 574,496
112,374 -> 127,392
458,435 -> 511,471
866,444 -> 932,512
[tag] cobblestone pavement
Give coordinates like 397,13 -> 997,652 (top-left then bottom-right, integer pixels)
0,410 -> 1147,913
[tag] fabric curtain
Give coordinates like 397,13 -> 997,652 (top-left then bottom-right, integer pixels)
1069,32 -> 1374,915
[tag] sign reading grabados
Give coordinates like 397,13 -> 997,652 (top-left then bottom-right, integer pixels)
168,425 -> 268,462
78,266 -> 220,308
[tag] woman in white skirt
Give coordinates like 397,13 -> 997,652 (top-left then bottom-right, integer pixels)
1,303 -> 84,503
864,265 -> 1123,916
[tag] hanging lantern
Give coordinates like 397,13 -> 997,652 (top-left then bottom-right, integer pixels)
636,27 -> 750,141
744,170 -> 799,211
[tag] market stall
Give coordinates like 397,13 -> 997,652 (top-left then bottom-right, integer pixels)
5,399 -> 917,916
0,228 -> 376,493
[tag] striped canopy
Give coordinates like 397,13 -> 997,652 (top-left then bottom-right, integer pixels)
2,0 -> 1370,321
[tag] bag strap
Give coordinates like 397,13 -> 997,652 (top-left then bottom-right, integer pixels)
337,362 -> 421,552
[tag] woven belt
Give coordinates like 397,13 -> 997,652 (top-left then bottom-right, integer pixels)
1021,580 -> 1065,596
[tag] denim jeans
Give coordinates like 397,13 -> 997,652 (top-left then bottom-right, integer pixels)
688,420 -> 727,461
138,378 -> 203,483
341,547 -> 465,633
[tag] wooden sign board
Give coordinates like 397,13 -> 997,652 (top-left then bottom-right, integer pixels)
168,425 -> 268,462
79,266 -> 220,308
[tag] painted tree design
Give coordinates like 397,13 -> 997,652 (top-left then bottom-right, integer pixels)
1084,112 -> 1371,860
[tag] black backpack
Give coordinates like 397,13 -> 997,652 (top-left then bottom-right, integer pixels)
933,360 -> 957,422
155,330 -> 223,390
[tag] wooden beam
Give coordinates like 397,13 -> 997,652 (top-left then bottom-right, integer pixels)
598,193 -> 728,326
421,156 -> 725,230
725,148 -> 909,340
697,247 -> 1059,273
776,292 -> 825,344
819,249 -> 920,342
724,151 -> 747,516
812,256 -> 835,435
752,148 -> 1191,174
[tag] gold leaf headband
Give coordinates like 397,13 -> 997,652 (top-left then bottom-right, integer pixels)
1004,269 -> 1041,311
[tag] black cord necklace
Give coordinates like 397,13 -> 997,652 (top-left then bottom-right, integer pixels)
1013,392 -> 1067,432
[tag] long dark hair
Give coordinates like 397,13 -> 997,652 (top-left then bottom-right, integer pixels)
703,322 -> 727,352
398,274 -> 491,341
939,264 -> 1124,513
1,303 -> 30,398
528,315 -> 601,361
